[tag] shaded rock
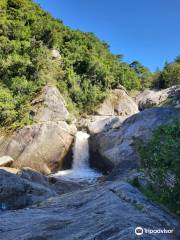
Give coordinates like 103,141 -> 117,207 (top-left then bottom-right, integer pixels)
18,168 -> 51,187
96,89 -> 139,117
49,176 -> 84,195
90,107 -> 180,179
0,169 -> 26,210
0,169 -> 56,210
136,85 -> 180,110
0,156 -> 14,167
0,181 -> 179,239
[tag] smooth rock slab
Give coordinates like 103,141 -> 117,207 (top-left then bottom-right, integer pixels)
90,107 -> 180,178
0,181 -> 179,240
0,169 -> 56,210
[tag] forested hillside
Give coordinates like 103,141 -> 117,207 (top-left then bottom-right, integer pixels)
0,0 -> 149,130
1,0 -> 179,131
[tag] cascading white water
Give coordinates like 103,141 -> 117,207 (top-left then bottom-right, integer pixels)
72,131 -> 90,170
54,131 -> 101,182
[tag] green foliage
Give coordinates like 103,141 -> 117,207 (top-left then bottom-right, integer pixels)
129,60 -> 152,89
152,57 -> 180,89
138,120 -> 180,215
0,0 -> 147,129
0,87 -> 17,126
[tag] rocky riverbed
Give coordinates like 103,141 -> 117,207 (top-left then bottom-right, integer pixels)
0,85 -> 180,240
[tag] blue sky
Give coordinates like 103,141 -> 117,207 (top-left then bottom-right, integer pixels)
33,0 -> 180,72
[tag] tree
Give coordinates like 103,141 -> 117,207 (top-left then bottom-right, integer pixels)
130,60 -> 152,89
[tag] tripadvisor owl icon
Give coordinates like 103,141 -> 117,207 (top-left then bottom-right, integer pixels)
135,227 -> 144,236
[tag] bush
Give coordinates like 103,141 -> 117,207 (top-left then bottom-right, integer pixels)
0,87 -> 17,126
138,120 -> 180,215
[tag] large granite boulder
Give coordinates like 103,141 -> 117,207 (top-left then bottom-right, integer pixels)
90,107 -> 180,177
0,180 -> 179,239
0,121 -> 76,174
136,85 -> 180,110
84,115 -> 124,135
0,86 -> 76,174
81,88 -> 138,135
96,89 -> 139,117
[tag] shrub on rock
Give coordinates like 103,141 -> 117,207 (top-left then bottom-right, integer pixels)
138,119 -> 180,215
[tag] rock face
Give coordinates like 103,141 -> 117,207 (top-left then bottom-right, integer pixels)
0,156 -> 14,167
31,85 -> 69,122
0,169 -> 56,210
0,168 -> 84,210
0,86 -> 76,174
90,107 -> 180,177
96,89 -> 139,117
83,88 -> 138,135
0,180 -> 179,240
86,115 -> 124,135
136,85 -> 180,110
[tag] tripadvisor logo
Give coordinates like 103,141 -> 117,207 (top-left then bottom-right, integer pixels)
135,226 -> 174,236
135,227 -> 143,236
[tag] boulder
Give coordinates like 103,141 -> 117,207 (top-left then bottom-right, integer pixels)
88,115 -> 124,135
0,156 -> 14,167
96,89 -> 139,117
0,86 -> 76,174
90,107 -> 180,178
136,85 -> 180,110
0,180 -> 179,239
0,121 -> 76,174
80,88 -> 138,135
0,169 -> 56,210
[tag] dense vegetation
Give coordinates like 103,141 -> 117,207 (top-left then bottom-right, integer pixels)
138,120 -> 180,215
0,0 -> 149,130
152,56 -> 180,89
129,60 -> 152,89
0,0 -> 179,131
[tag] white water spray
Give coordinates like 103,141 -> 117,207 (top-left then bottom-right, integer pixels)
54,131 -> 101,182
72,131 -> 90,170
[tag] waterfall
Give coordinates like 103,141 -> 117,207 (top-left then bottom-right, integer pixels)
72,131 -> 90,170
54,131 -> 101,182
